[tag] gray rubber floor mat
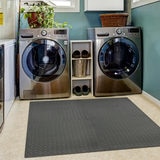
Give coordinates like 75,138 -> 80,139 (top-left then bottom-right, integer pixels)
25,98 -> 160,158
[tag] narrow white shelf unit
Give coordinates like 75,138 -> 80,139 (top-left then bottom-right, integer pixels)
70,40 -> 93,98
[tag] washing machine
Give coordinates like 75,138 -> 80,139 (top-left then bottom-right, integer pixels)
19,28 -> 70,99
88,27 -> 142,97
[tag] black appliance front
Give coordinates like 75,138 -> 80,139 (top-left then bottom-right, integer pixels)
0,45 -> 4,131
22,39 -> 66,82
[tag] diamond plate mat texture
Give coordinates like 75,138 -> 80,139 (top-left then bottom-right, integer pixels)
25,98 -> 160,158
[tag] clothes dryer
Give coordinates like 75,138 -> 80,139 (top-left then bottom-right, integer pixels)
88,27 -> 142,97
19,28 -> 70,99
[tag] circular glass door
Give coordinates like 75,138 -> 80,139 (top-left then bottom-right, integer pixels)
22,39 -> 66,82
98,37 -> 139,79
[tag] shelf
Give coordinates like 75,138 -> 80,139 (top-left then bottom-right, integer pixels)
70,40 -> 93,98
72,57 -> 92,60
72,75 -> 92,80
71,93 -> 93,99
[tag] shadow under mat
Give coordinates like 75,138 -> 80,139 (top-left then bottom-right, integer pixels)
25,98 -> 160,158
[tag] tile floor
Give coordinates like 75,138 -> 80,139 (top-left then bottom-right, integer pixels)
0,94 -> 160,160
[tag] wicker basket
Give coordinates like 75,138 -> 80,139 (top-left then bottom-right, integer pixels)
100,13 -> 128,27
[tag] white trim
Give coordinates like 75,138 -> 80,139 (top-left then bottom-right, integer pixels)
54,0 -> 80,12
21,0 -> 80,12
132,0 -> 160,8
142,91 -> 160,107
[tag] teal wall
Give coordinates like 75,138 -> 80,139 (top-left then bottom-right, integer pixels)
132,2 -> 160,100
55,0 -> 105,40
21,0 -> 126,40
21,0 -> 106,39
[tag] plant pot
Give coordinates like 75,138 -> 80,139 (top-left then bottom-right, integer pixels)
27,12 -> 44,28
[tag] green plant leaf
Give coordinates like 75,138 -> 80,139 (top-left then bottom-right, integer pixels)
20,4 -> 71,28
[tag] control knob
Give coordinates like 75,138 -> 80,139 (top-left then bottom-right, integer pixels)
116,28 -> 122,35
41,30 -> 47,36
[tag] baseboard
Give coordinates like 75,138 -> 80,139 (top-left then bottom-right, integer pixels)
142,91 -> 160,107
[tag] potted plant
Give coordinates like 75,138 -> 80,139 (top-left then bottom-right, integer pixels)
20,3 -> 71,29
20,3 -> 55,28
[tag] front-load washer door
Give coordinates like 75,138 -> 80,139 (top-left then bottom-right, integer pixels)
22,39 -> 66,82
98,37 -> 139,79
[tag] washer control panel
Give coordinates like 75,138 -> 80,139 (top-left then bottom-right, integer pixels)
19,28 -> 69,40
114,27 -> 140,37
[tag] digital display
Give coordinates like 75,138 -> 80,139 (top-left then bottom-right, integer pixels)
129,28 -> 139,33
54,30 -> 67,35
